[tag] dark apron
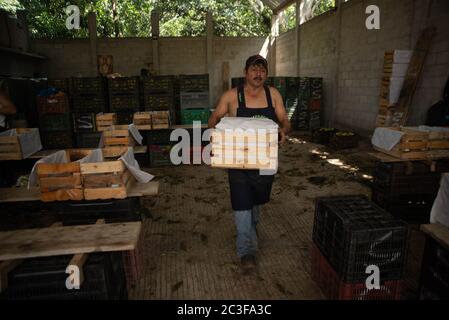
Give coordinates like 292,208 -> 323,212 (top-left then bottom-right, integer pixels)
228,84 -> 278,211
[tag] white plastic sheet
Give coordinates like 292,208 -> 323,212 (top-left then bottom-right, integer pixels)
0,128 -> 42,158
430,173 -> 449,228
216,117 -> 279,131
119,148 -> 154,183
371,127 -> 404,151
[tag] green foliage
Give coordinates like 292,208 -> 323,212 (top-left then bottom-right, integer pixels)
1,0 -> 272,38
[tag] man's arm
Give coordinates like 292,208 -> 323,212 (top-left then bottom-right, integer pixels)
208,89 -> 231,128
0,90 -> 17,115
270,88 -> 290,143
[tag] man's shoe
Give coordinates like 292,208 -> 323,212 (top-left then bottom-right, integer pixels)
240,254 -> 256,271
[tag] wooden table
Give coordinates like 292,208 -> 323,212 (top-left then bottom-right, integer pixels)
0,221 -> 142,261
420,223 -> 449,251
0,181 -> 159,203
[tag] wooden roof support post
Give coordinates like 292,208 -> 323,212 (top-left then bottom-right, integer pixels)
151,10 -> 160,75
295,0 -> 301,76
88,12 -> 98,77
206,12 -> 214,108
330,0 -> 343,127
269,14 -> 279,76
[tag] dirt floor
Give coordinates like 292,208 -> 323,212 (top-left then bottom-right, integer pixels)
128,133 -> 425,300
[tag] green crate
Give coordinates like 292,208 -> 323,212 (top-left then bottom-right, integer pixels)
180,108 -> 210,125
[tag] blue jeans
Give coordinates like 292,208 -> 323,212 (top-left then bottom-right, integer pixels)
234,205 -> 260,258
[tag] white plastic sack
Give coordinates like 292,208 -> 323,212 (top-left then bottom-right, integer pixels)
119,147 -> 154,183
371,127 -> 405,151
0,128 -> 42,158
430,173 -> 449,228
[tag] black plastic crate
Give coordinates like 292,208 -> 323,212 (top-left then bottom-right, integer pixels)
180,91 -> 209,109
419,237 -> 449,300
147,129 -> 175,145
39,113 -> 72,132
149,144 -> 174,167
231,77 -> 245,88
372,188 -> 435,223
46,78 -> 70,94
2,252 -> 127,300
179,74 -> 209,91
40,131 -> 73,149
72,113 -> 96,132
116,111 -> 134,125
312,195 -> 408,283
109,94 -> 140,112
144,94 -> 175,111
72,95 -> 106,113
143,76 -> 175,94
373,161 -> 446,196
108,77 -> 139,96
75,132 -> 102,148
56,198 -> 142,226
72,77 -> 105,96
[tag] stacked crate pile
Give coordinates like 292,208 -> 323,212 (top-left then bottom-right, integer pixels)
37,79 -> 72,149
72,77 -> 106,148
108,77 -> 140,126
312,195 -> 408,300
179,74 -> 210,125
142,75 -> 177,124
376,50 -> 412,127
371,161 -> 449,223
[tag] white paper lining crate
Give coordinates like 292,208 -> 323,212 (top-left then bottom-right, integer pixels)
36,149 -> 92,202
151,111 -> 170,130
133,112 -> 152,130
210,118 -> 278,170
80,159 -> 134,201
0,128 -> 41,160
96,113 -> 117,132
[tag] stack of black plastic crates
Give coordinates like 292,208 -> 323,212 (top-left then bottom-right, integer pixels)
142,75 -> 177,123
2,252 -> 127,300
297,77 -> 322,131
419,234 -> 449,299
37,79 -> 73,149
179,74 -> 210,125
371,161 -> 449,223
312,195 -> 408,300
108,77 -> 140,126
147,129 -> 175,167
72,77 -> 106,147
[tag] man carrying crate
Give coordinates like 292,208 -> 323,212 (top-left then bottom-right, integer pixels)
208,55 -> 290,271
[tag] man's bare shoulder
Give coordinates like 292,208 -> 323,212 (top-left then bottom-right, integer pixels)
268,86 -> 282,98
220,87 -> 237,102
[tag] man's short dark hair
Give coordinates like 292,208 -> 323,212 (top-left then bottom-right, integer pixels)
245,54 -> 268,71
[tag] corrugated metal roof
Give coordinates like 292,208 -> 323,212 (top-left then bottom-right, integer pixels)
261,0 -> 296,13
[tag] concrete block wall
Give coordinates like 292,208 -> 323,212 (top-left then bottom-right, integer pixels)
276,29 -> 296,76
34,39 -> 92,77
212,37 -> 267,105
97,38 -> 153,76
408,0 -> 449,125
298,11 -> 338,126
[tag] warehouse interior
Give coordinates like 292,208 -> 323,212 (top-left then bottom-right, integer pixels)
0,0 -> 449,301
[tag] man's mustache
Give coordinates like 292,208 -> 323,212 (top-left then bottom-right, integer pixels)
253,77 -> 262,81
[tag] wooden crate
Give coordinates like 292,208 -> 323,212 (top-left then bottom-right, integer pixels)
133,112 -> 152,130
426,130 -> 449,159
150,111 -> 170,130
0,128 -> 38,160
80,159 -> 134,200
36,149 -> 92,202
210,130 -> 278,170
373,127 -> 429,160
96,113 -> 117,132
102,125 -> 136,158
